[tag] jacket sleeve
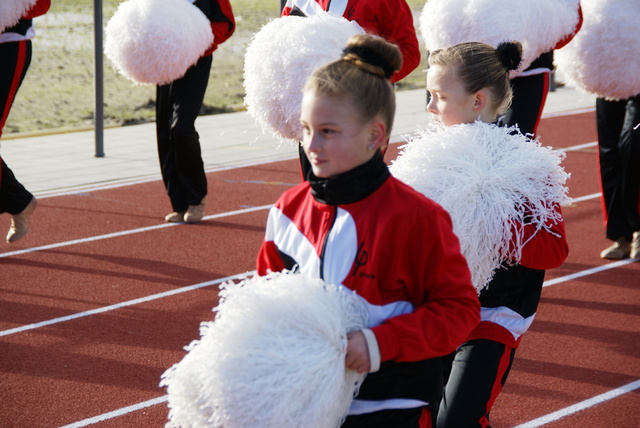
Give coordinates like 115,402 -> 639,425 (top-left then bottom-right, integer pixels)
197,0 -> 236,56
373,0 -> 420,83
24,0 -> 51,19
554,4 -> 583,50
518,204 -> 569,270
257,240 -> 287,275
282,0 -> 420,83
372,207 -> 480,363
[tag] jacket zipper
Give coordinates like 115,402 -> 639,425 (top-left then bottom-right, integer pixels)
318,205 -> 337,281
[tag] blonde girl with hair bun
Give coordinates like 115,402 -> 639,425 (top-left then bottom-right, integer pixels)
391,40 -> 571,428
258,33 -> 480,428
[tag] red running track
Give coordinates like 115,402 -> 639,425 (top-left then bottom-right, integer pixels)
0,111 -> 638,427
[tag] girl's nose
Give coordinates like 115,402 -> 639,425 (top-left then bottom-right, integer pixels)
426,97 -> 437,114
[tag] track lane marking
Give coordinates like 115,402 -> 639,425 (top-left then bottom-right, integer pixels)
543,258 -> 638,287
58,375 -> 640,427
513,379 -> 640,428
3,255 -> 637,338
0,204 -> 272,259
58,396 -> 168,428
0,272 -> 255,338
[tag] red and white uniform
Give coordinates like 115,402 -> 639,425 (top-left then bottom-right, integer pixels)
257,155 -> 479,418
194,0 -> 235,56
471,206 -> 569,348
281,0 -> 420,83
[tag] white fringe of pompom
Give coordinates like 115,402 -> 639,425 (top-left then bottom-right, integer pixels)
420,0 -> 581,73
161,271 -> 369,428
390,122 -> 570,292
244,13 -> 364,143
104,0 -> 213,85
0,0 -> 37,33
555,0 -> 640,100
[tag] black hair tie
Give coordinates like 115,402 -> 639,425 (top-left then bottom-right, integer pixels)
342,45 -> 394,79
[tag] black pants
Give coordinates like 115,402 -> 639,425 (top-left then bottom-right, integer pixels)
0,40 -> 33,214
436,339 -> 516,428
156,55 -> 212,212
596,95 -> 640,241
501,72 -> 550,137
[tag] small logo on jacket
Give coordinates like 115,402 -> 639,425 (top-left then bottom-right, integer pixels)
351,241 -> 375,279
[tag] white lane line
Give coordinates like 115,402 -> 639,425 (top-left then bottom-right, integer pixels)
541,106 -> 595,119
543,258 -> 638,287
58,396 -> 168,428
59,377 -> 640,427
569,192 -> 600,203
556,141 -> 597,152
0,271 -> 255,338
4,250 -> 636,338
0,191 -> 602,260
0,204 -> 272,259
513,379 -> 640,428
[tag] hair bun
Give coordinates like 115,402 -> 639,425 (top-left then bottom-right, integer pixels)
342,45 -> 395,79
496,41 -> 523,72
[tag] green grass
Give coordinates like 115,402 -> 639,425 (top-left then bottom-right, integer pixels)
5,0 -> 426,135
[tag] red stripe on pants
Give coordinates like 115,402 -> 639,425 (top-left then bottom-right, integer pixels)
531,72 -> 550,137
479,345 -> 514,427
0,40 -> 28,138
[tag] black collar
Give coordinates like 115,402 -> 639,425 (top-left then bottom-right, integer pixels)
308,152 -> 390,205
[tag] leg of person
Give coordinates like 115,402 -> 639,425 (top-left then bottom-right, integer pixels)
1,40 -> 37,243
619,94 -> 640,258
436,339 -> 516,428
341,406 -> 431,428
0,157 -> 37,243
169,55 -> 212,223
500,72 -> 549,137
596,97 -> 632,258
156,83 -> 186,222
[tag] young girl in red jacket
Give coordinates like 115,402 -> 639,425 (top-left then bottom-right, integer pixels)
0,0 -> 51,243
257,34 -> 480,427
420,42 -> 570,428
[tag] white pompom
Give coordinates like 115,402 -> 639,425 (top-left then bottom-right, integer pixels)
390,122 -> 570,292
555,0 -> 640,100
420,0 -> 581,72
0,0 -> 37,33
104,0 -> 214,85
244,14 -> 364,143
161,271 -> 369,428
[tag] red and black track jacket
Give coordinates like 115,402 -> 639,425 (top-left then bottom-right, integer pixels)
194,0 -> 235,56
1,0 -> 51,38
469,205 -> 569,348
281,0 -> 420,83
257,154 -> 479,415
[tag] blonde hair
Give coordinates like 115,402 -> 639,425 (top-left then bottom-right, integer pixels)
428,41 -> 523,115
304,34 -> 403,136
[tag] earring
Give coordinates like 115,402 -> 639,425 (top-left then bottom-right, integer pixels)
368,143 -> 376,150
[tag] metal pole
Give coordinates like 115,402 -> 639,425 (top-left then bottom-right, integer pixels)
94,0 -> 105,157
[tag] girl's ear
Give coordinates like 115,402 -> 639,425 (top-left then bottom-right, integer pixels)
473,90 -> 488,112
368,120 -> 387,150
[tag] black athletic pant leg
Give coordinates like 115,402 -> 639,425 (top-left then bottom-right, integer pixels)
437,339 -> 516,428
596,95 -> 640,241
0,40 -> 33,214
156,55 -> 212,212
501,72 -> 549,137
